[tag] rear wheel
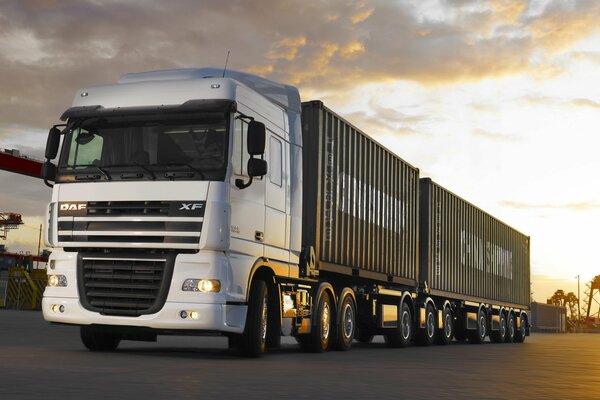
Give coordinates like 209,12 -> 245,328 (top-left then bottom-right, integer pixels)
80,326 -> 121,352
490,312 -> 507,343
515,314 -> 527,343
505,313 -> 516,343
334,293 -> 356,351
469,309 -> 487,344
436,306 -> 454,345
299,290 -> 333,353
416,304 -> 436,346
384,302 -> 413,348
237,279 -> 269,357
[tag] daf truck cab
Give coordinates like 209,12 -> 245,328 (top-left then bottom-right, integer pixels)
42,68 -> 308,356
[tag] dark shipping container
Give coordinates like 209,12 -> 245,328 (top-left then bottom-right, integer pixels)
530,302 -> 566,332
419,178 -> 530,308
301,101 -> 419,286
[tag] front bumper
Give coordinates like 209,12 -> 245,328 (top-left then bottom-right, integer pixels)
42,297 -> 247,333
42,249 -> 247,334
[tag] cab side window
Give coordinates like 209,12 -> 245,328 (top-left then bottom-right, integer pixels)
269,135 -> 282,187
233,118 -> 249,176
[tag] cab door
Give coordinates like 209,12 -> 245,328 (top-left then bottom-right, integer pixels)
264,132 -> 289,262
229,117 -> 265,258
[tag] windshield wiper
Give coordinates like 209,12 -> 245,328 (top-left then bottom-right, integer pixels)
132,162 -> 156,180
102,163 -> 156,180
75,165 -> 112,181
156,163 -> 206,180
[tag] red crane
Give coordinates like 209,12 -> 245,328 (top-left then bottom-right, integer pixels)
0,148 -> 43,178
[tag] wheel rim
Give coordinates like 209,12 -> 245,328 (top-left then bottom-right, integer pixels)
321,301 -> 331,341
520,317 -> 526,336
401,310 -> 411,340
479,315 -> 486,338
500,316 -> 506,338
444,312 -> 452,338
427,311 -> 435,338
260,291 -> 268,343
342,302 -> 354,340
509,317 -> 515,338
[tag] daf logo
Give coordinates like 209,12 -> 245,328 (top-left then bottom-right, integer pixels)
60,203 -> 87,211
179,203 -> 203,211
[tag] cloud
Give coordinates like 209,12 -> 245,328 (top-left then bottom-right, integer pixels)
570,98 -> 600,109
503,200 -> 600,211
472,129 -> 520,142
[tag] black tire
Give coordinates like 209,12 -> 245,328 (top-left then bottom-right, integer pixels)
384,302 -> 413,348
299,290 -> 334,353
334,293 -> 356,351
416,304 -> 436,346
436,306 -> 453,345
490,312 -> 507,343
469,309 -> 487,344
515,314 -> 527,343
356,330 -> 374,343
265,281 -> 281,349
80,326 -> 121,352
505,313 -> 516,343
238,279 -> 269,357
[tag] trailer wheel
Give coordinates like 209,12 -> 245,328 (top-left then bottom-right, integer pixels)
384,302 -> 413,348
300,290 -> 333,353
505,313 -> 516,343
237,279 -> 269,357
515,314 -> 527,343
416,304 -> 436,346
356,331 -> 374,343
80,326 -> 121,352
436,306 -> 454,345
469,309 -> 487,344
490,312 -> 507,343
334,293 -> 356,351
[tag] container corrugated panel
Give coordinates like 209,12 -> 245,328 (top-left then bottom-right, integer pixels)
301,101 -> 419,285
530,302 -> 566,332
419,178 -> 530,308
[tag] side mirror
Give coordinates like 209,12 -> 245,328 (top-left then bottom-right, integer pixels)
41,161 -> 56,188
45,127 -> 61,159
235,159 -> 268,190
247,121 -> 266,155
248,158 -> 267,177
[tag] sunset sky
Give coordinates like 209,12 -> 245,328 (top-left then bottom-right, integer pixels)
1,0 -> 599,304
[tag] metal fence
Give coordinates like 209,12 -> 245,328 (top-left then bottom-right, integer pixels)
1,267 -> 47,310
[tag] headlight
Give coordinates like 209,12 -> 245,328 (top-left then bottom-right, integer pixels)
182,279 -> 221,293
47,274 -> 67,287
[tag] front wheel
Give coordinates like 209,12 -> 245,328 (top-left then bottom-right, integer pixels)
237,279 -> 269,357
80,326 -> 121,352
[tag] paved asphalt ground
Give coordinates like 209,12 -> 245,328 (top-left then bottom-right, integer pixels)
1,310 -> 599,400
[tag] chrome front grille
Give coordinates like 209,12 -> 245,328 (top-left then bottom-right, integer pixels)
57,200 -> 205,250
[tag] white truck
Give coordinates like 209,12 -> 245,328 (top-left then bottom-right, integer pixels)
41,68 -> 530,356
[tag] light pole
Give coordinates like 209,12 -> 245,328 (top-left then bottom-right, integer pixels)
576,275 -> 581,329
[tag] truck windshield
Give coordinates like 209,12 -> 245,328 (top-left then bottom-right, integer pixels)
56,116 -> 228,182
